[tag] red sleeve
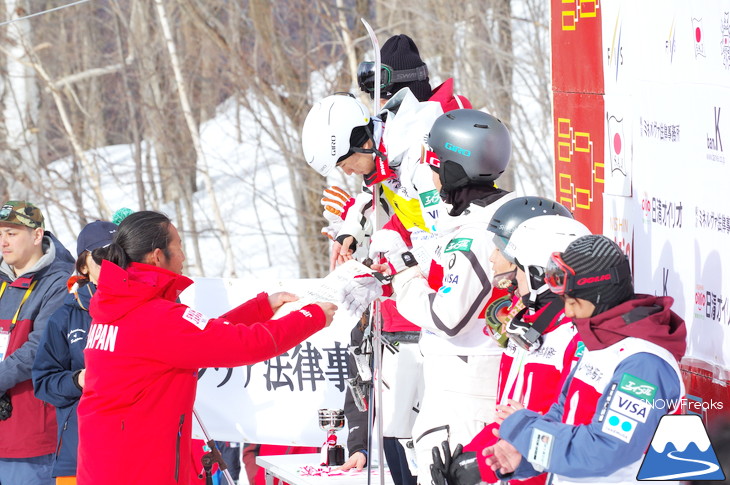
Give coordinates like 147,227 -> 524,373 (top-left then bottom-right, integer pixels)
150,302 -> 326,369
381,214 -> 412,247
220,292 -> 273,325
463,422 -> 500,483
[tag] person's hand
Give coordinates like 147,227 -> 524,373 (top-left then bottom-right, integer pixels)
314,302 -> 338,327
330,236 -> 355,271
483,434 -> 522,475
338,450 -> 366,471
432,440 -> 481,485
339,272 -> 383,317
495,399 -> 524,424
431,441 -> 452,485
268,292 -> 299,312
369,262 -> 392,275
78,369 -> 86,388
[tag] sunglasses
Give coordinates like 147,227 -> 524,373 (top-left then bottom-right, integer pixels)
544,252 -> 632,296
0,206 -> 42,228
357,62 -> 429,94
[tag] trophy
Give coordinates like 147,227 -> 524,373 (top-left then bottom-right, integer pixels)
318,408 -> 345,466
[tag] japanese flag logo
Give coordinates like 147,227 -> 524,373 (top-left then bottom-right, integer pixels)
607,114 -> 626,176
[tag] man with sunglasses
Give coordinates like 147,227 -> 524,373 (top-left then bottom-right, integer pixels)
483,235 -> 687,485
0,201 -> 74,484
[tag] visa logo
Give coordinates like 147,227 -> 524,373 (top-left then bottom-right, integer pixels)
609,391 -> 651,423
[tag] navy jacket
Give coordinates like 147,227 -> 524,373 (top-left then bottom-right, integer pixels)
0,231 -> 74,458
32,281 -> 95,477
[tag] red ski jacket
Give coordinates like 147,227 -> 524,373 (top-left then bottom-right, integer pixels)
77,261 -> 326,485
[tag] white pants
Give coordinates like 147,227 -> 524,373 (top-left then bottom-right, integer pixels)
411,353 -> 500,484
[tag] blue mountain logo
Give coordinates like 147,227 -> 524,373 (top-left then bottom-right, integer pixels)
637,414 -> 725,480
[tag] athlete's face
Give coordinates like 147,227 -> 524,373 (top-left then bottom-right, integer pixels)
562,296 -> 596,319
489,247 -> 515,277
337,140 -> 376,176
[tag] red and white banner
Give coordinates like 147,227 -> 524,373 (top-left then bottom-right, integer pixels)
551,0 -> 730,422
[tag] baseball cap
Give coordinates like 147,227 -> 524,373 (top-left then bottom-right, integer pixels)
0,201 -> 44,229
76,220 -> 117,257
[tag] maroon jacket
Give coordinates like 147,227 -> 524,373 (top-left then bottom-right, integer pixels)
77,261 -> 326,485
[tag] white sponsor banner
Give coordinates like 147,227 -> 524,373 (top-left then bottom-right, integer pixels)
180,276 -> 360,446
601,0 -> 730,373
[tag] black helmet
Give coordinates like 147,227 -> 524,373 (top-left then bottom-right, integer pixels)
428,109 -> 512,192
487,196 -> 573,252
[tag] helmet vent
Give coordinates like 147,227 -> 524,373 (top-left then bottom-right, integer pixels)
474,123 -> 489,129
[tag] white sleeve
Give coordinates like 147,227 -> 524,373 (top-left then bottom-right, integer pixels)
337,189 -> 375,244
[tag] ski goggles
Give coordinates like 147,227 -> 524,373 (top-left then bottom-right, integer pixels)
544,252 -> 631,296
357,62 -> 429,93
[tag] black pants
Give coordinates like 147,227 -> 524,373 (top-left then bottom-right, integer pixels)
384,437 -> 416,485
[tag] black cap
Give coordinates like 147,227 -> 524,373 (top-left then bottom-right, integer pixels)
380,34 -> 432,101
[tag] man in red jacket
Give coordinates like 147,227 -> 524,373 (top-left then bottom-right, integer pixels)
0,201 -> 74,485
77,211 -> 336,485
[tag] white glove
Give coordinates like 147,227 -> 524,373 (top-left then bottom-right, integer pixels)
321,186 -> 354,240
368,229 -> 409,260
340,272 -> 384,317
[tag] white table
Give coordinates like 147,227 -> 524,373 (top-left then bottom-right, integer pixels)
256,453 -> 394,485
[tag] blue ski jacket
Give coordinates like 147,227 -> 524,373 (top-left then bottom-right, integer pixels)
32,281 -> 95,477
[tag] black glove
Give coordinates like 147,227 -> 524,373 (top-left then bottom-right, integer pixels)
0,393 -> 11,421
431,441 -> 481,485
448,444 -> 480,485
430,441 -> 452,485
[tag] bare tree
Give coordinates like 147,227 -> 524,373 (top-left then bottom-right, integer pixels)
0,0 -> 554,279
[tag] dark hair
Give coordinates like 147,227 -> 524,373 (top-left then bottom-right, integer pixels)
75,250 -> 91,281
91,245 -> 110,266
105,211 -> 172,269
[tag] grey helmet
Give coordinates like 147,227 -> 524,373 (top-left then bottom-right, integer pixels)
428,109 -> 512,191
487,196 -> 573,254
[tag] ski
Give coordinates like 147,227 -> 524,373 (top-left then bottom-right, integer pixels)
361,17 -> 385,485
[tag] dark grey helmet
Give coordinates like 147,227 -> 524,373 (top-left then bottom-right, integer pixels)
428,109 -> 512,191
487,196 -> 573,252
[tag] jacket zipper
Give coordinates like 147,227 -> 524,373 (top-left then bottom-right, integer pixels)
175,414 -> 184,482
55,419 -> 68,457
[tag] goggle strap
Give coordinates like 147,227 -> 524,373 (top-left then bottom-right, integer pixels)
388,64 -> 429,84
565,259 -> 632,293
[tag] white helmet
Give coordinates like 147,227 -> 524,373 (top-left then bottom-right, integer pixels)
301,94 -> 372,176
504,215 -> 591,297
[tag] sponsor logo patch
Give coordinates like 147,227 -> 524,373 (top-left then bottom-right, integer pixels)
419,189 -> 441,208
601,409 -> 637,443
444,238 -> 473,253
183,308 -> 210,331
609,391 -> 652,423
618,373 -> 657,401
